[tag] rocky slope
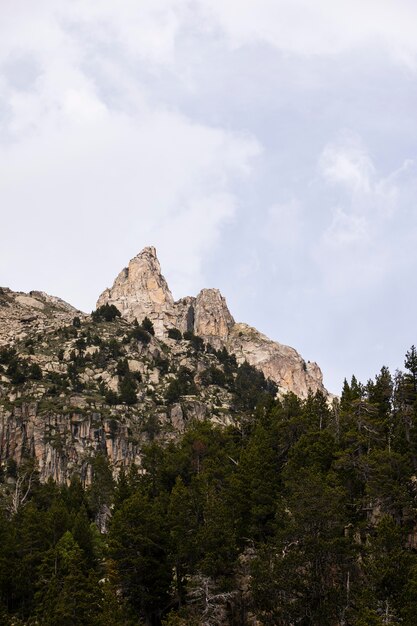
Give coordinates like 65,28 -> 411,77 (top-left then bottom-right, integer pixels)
0,287 -> 82,347
98,246 -> 325,398
0,248 -> 327,483
0,306 -> 237,483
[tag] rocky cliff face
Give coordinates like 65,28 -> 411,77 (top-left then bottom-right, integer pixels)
96,249 -> 235,349
0,302 -> 236,484
96,247 -> 177,337
227,323 -> 324,398
97,247 -> 325,398
194,289 -> 235,349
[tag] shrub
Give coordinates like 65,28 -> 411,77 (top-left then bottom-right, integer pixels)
116,358 -> 130,378
154,354 -> 169,375
105,389 -> 119,406
91,304 -> 121,322
29,363 -> 43,380
200,366 -> 226,388
7,359 -> 26,384
130,326 -> 151,345
165,366 -> 197,403
168,328 -> 182,340
183,331 -> 205,352
141,317 -> 155,336
119,376 -> 137,405
0,346 -> 17,365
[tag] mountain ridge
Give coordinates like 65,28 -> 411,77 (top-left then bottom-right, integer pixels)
96,246 -> 326,398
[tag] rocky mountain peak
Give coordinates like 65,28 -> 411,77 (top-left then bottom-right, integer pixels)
97,247 -> 326,398
96,247 -> 175,337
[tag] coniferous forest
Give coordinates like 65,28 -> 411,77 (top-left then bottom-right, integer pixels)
2,348 -> 417,624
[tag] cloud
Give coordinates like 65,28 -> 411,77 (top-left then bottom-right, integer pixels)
319,132 -> 375,194
198,0 -> 417,66
314,132 -> 417,296
0,0 -> 260,310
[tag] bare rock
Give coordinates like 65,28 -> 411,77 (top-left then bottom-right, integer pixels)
194,289 -> 235,349
227,323 -> 325,399
96,246 -> 327,398
96,246 -> 177,337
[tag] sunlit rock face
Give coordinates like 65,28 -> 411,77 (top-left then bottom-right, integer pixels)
97,247 -> 325,398
226,323 -> 325,398
97,246 -> 177,337
194,289 -> 235,350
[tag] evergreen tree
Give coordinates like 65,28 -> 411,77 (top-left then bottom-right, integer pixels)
109,492 -> 171,624
142,316 -> 155,335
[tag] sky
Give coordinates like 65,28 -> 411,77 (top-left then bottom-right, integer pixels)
1,0 -> 417,393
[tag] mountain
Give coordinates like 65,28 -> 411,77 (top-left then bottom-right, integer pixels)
0,248 -> 326,484
97,246 -> 325,398
3,253 -> 417,626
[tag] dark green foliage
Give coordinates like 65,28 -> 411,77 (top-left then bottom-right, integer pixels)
119,375 -> 137,405
6,457 -> 18,478
129,325 -> 151,344
200,365 -> 227,387
59,324 -> 78,340
72,316 -> 81,328
154,354 -> 169,374
28,363 -> 43,380
0,346 -> 17,365
67,362 -> 84,391
109,492 -> 171,623
7,358 -> 26,384
215,346 -> 238,369
105,388 -> 119,406
168,327 -> 182,340
91,303 -> 121,322
116,357 -> 129,377
235,361 -> 277,410
183,330 -> 205,351
141,316 -> 155,335
107,338 -> 123,358
165,378 -> 183,404
3,346 -> 417,625
165,366 -> 197,403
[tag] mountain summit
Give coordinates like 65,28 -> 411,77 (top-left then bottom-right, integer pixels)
97,247 -> 325,398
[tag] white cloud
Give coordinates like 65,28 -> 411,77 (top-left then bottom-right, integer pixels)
314,132 -> 417,295
198,0 -> 417,66
0,0 -> 260,309
322,208 -> 369,248
319,132 -> 375,194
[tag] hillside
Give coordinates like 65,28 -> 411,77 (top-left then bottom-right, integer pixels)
0,247 -> 325,484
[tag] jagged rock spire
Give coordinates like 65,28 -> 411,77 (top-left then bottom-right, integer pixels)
97,247 -> 176,337
97,246 -> 326,398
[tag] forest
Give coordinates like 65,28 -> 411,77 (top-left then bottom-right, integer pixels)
1,347 -> 417,625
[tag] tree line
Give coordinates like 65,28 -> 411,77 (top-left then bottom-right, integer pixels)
1,348 -> 417,624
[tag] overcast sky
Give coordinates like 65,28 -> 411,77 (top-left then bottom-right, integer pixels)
1,1 -> 417,393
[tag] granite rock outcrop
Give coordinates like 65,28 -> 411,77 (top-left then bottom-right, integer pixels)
97,247 -> 325,398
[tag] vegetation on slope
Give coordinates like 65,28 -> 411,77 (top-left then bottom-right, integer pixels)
2,310 -> 417,624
